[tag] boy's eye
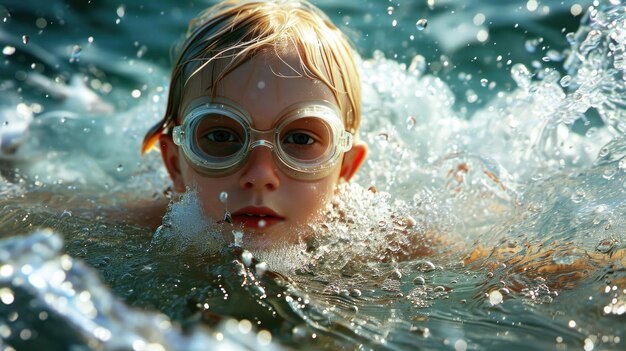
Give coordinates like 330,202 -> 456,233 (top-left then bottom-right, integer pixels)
283,131 -> 315,145
206,129 -> 240,143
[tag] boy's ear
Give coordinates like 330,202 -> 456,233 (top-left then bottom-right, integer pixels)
159,134 -> 186,193
339,141 -> 367,182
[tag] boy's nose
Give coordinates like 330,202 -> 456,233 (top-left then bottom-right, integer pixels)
239,147 -> 280,191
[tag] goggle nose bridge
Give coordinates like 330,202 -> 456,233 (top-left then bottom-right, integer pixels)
247,127 -> 277,151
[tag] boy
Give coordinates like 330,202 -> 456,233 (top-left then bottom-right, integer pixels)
142,0 -> 368,249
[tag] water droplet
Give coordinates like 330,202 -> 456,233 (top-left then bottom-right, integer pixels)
408,55 -> 426,76
406,116 -> 416,130
258,219 -> 266,228
241,250 -> 253,266
618,158 -> 626,170
560,75 -> 572,87
480,78 -> 488,87
219,191 -> 228,203
22,35 -> 29,45
510,63 -> 532,89
488,290 -> 503,305
0,288 -> 15,305
570,188 -> 586,203
387,6 -> 394,15
60,117 -> 67,123
116,5 -> 126,18
415,18 -> 428,31
116,164 -> 123,172
2,46 -> 16,56
232,230 -> 243,246
69,45 -> 82,63
546,49 -> 563,61
255,262 -> 268,276
223,210 -> 232,224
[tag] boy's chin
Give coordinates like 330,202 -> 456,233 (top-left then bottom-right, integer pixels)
220,223 -> 310,251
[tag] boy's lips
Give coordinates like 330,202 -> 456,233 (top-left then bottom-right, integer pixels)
230,206 -> 285,229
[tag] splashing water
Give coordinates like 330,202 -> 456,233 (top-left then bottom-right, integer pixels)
2,0 -> 626,350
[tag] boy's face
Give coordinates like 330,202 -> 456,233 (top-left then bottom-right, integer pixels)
160,51 -> 366,249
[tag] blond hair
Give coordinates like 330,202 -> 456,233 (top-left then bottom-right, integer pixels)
142,0 -> 361,154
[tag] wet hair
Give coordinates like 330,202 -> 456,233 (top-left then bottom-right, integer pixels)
141,0 -> 361,154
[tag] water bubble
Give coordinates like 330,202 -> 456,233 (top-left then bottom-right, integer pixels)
415,18 -> 428,31
350,289 -> 362,297
480,78 -> 488,87
35,17 -> 47,29
69,45 -> 82,63
116,164 -> 123,172
22,35 -> 29,44
560,75 -> 572,87
258,219 -> 267,228
413,276 -> 426,285
387,6 -> 394,15
406,116 -> 416,130
219,191 -> 228,203
413,260 -> 436,272
525,39 -> 539,53
619,158 -> 626,171
2,46 -> 15,56
598,147 -> 610,158
454,339 -> 468,351
488,290 -> 503,305
376,132 -> 390,143
585,127 -> 598,138
602,168 -> 617,180
570,188 -> 586,203
565,32 -> 577,45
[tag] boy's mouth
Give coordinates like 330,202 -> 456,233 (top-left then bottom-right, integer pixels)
229,206 -> 285,229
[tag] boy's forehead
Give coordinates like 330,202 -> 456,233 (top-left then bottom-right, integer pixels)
179,52 -> 342,127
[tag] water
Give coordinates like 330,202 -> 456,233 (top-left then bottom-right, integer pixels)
2,0 -> 626,350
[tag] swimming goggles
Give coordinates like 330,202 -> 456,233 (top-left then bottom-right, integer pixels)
172,99 -> 353,180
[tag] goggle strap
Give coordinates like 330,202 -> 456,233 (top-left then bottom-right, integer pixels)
342,131 -> 354,152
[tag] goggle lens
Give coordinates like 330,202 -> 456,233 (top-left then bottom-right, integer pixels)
277,117 -> 334,163
192,113 -> 246,158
